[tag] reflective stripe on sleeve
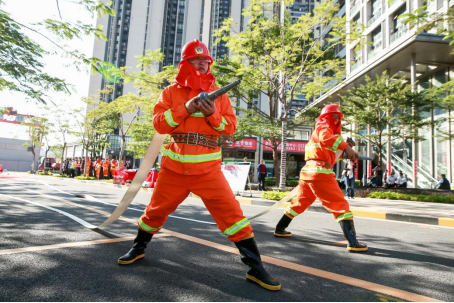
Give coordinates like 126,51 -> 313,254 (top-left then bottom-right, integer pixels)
190,112 -> 205,117
305,143 -> 320,151
223,218 -> 251,236
164,109 -> 179,128
162,149 -> 222,163
331,136 -> 343,151
213,116 -> 228,131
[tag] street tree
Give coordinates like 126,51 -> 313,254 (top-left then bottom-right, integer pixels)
340,71 -> 439,167
111,50 -> 177,159
424,79 -> 454,142
73,93 -> 116,174
22,116 -> 50,173
0,0 -> 114,105
214,0 -> 361,189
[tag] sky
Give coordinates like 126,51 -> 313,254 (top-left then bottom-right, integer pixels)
0,0 -> 97,142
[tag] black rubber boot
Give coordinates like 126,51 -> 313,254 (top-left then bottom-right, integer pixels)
339,220 -> 368,252
118,228 -> 153,265
274,214 -> 293,237
234,237 -> 281,291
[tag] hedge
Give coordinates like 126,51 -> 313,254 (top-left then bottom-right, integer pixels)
265,177 -> 299,187
262,191 -> 295,201
54,174 -> 69,178
368,192 -> 454,203
74,176 -> 96,180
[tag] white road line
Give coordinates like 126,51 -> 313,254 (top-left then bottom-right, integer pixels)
37,181 -> 218,225
0,193 -> 97,229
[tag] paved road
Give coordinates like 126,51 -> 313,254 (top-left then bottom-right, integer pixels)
0,174 -> 453,301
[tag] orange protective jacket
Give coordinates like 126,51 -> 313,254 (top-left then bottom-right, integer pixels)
153,83 -> 236,175
300,125 -> 348,181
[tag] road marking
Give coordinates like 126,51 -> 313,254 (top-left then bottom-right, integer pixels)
40,182 -> 217,225
163,230 -> 443,302
0,187 -> 444,302
0,234 -> 171,256
243,203 -> 454,229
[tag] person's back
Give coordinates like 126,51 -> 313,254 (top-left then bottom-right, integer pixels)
436,175 -> 451,190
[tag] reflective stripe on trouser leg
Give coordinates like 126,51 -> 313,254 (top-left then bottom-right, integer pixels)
306,178 -> 352,220
336,212 -> 354,222
190,169 -> 253,242
139,167 -> 191,234
285,180 -> 317,219
284,207 -> 301,219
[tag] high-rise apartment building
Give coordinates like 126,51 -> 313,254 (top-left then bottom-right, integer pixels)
310,0 -> 454,187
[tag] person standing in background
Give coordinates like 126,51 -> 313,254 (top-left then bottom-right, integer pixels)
256,160 -> 267,191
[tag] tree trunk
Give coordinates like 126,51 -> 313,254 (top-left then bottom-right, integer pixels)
272,147 -> 279,188
60,143 -> 66,175
31,148 -> 36,173
279,119 -> 288,191
119,135 -> 126,164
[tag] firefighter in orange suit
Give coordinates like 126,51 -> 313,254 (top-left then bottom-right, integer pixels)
110,158 -> 118,177
85,157 -> 91,178
94,158 -> 102,180
118,39 -> 280,291
274,104 -> 368,252
102,158 -> 109,179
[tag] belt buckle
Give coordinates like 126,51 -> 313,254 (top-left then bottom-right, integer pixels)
187,132 -> 198,145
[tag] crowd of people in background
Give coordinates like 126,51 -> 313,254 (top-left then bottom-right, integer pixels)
61,157 -> 130,180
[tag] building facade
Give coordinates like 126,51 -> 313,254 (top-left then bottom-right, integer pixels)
310,0 -> 454,188
0,108 -> 40,172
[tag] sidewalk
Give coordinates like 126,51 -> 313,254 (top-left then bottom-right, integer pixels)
230,190 -> 454,228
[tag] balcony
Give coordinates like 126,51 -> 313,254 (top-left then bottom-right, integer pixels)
367,9 -> 382,26
350,1 -> 361,15
351,60 -> 362,71
390,26 -> 408,44
368,41 -> 383,59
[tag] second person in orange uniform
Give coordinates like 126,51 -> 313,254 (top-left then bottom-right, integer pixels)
273,104 -> 368,252
117,40 -> 280,291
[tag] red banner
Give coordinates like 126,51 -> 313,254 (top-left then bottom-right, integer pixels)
263,140 -> 306,153
223,138 -> 257,151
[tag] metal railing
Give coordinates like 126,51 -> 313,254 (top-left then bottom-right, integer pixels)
367,9 -> 382,26
350,2 -> 361,15
390,26 -> 408,44
368,41 -> 382,59
351,60 -> 362,71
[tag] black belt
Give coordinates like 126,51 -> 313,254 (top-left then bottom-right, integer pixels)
170,132 -> 218,149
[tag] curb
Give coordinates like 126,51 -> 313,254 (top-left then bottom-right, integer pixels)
191,194 -> 454,228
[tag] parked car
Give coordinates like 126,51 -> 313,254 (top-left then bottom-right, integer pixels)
51,162 -> 61,170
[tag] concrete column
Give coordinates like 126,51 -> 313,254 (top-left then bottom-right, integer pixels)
411,53 -> 418,188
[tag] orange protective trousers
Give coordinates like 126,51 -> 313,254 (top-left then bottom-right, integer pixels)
139,167 -> 253,242
285,177 -> 352,221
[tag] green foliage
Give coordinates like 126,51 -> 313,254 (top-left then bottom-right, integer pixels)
261,190 -> 297,201
214,0 -> 363,189
0,0 -> 114,103
401,5 -> 454,53
53,174 -> 69,178
368,192 -> 454,203
340,72 -> 439,166
74,176 -> 96,180
27,171 -> 32,174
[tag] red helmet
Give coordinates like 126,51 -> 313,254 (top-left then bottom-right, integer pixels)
181,39 -> 213,65
320,104 -> 343,118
